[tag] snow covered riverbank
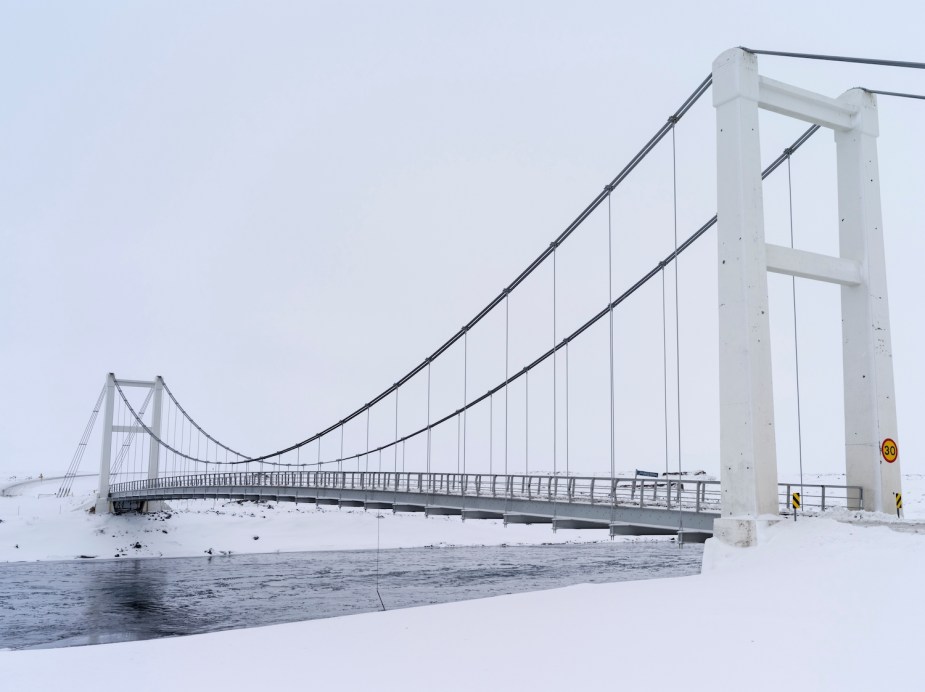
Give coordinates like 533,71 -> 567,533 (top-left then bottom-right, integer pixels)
5,472 -> 924,563
0,474 -> 613,562
4,472 -> 924,562
2,516 -> 922,690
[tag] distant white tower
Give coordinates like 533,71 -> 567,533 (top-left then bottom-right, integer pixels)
95,373 -> 164,514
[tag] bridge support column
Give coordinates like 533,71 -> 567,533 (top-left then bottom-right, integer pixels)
836,90 -> 901,513
713,49 -> 780,547
94,373 -> 116,514
144,376 -> 166,513
712,48 -> 901,543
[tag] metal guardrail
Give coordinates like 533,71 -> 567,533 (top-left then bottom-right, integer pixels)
779,482 -> 862,513
111,471 -> 721,513
109,471 -> 862,515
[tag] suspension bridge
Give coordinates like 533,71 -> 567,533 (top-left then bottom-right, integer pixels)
59,48 -> 917,547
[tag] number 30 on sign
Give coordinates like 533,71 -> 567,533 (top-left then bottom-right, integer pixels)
881,438 -> 898,463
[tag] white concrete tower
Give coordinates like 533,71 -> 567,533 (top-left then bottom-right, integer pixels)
95,374 -> 165,514
712,48 -> 901,546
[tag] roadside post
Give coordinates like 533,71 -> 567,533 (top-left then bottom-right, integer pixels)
632,469 -> 659,502
791,492 -> 801,522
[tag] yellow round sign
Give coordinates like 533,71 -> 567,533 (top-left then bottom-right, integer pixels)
881,438 -> 898,463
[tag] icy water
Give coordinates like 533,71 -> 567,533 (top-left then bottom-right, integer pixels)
0,542 -> 701,649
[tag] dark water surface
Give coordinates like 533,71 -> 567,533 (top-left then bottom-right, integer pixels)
0,542 -> 702,649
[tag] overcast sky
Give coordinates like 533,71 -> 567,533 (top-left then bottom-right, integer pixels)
2,1 -> 923,484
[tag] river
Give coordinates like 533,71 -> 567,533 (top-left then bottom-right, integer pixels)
0,541 -> 702,649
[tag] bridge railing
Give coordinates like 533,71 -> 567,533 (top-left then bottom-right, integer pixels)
109,471 -> 862,515
778,483 -> 861,514
110,471 -> 723,511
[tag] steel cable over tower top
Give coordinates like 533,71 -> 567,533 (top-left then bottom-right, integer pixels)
739,48 -> 925,70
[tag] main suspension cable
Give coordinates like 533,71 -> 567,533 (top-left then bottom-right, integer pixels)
161,380 -> 251,459
169,74 -> 714,469
115,124 -> 819,471
862,89 -> 925,101
740,48 -> 925,70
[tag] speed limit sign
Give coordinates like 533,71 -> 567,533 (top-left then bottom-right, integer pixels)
881,438 -> 898,463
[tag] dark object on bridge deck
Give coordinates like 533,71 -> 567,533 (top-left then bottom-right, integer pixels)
461,509 -> 505,520
677,530 -> 711,544
292,496 -> 317,504
504,513 -> 553,525
365,501 -> 393,510
339,499 -> 365,508
552,518 -> 609,530
609,523 -> 679,537
425,506 -> 462,516
316,498 -> 339,505
392,504 -> 426,513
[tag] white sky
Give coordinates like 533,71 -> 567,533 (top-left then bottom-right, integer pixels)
2,1 -> 923,482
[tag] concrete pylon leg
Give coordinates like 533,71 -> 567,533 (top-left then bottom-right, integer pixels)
712,49 -> 780,547
836,90 -> 901,513
95,373 -> 116,514
144,376 -> 166,513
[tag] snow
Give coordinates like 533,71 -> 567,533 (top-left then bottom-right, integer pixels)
0,474 -> 612,562
5,471 -> 922,562
2,515 -> 923,690
4,471 -> 925,690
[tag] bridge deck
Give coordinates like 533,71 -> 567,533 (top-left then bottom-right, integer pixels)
108,472 -> 860,536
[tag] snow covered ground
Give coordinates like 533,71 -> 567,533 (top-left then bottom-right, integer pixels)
2,516 -> 923,690
3,471 -> 923,563
4,470 -> 924,690
0,473 -> 613,562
